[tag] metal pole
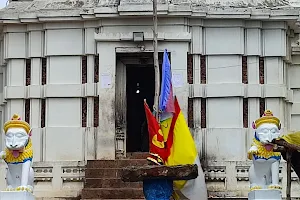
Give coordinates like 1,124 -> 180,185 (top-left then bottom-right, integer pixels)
286,151 -> 292,200
153,0 -> 160,121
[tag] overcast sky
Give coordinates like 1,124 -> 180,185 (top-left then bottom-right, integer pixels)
0,0 -> 7,9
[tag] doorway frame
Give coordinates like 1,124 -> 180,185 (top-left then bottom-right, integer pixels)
96,41 -> 189,160
115,53 -> 159,158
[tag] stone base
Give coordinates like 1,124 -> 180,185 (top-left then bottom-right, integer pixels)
0,191 -> 35,200
248,190 -> 282,200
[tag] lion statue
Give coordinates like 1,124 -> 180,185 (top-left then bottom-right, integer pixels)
0,114 -> 34,193
247,110 -> 282,191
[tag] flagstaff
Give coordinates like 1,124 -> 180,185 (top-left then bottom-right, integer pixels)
153,0 -> 160,121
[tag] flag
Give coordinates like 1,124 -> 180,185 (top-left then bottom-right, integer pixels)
159,49 -> 174,121
162,97 -> 207,200
144,101 -> 169,163
277,132 -> 300,178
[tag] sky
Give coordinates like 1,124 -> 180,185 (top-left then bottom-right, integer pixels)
0,0 -> 7,9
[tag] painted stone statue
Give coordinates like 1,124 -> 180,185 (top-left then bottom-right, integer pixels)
0,114 -> 34,193
248,110 -> 281,191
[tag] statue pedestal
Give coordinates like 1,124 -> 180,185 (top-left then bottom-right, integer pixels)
0,191 -> 35,200
248,190 -> 282,200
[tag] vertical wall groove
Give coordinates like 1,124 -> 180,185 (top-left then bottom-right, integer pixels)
260,98 -> 266,117
242,56 -> 248,84
259,57 -> 264,84
200,55 -> 207,128
94,97 -> 99,127
82,56 -> 87,84
94,54 -> 99,83
259,57 -> 265,116
82,56 -> 87,127
42,58 -> 47,85
41,57 -> 47,128
41,99 -> 46,128
94,54 -> 99,127
243,99 -> 248,128
82,98 -> 87,127
25,99 -> 30,123
187,54 -> 193,128
201,99 -> 206,128
200,55 -> 206,84
25,59 -> 31,123
26,59 -> 31,86
242,56 -> 248,128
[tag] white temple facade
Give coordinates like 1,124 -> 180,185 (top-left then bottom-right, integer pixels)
0,0 -> 300,199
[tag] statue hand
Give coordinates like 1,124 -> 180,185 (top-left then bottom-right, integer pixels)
0,151 -> 6,160
248,146 -> 258,155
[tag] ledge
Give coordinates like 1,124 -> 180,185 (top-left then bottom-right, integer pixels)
44,84 -> 83,98
4,84 -> 98,100
4,86 -> 26,99
190,83 -> 292,100
94,32 -> 191,42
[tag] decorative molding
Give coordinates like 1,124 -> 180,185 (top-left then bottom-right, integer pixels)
94,32 -> 191,42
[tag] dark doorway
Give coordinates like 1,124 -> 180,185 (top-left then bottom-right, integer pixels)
126,65 -> 155,152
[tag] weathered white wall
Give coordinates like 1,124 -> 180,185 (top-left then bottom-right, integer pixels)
0,16 -> 298,198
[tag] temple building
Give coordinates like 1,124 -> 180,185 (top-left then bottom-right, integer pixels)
0,0 -> 300,199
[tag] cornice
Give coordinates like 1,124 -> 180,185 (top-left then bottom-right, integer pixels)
0,0 -> 300,23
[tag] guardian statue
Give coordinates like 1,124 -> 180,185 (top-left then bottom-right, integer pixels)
248,110 -> 281,191
0,114 -> 34,193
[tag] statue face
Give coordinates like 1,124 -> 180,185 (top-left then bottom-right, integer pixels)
255,123 -> 280,144
5,128 -> 29,150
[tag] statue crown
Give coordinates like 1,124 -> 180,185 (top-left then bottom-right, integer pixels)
254,110 -> 281,129
3,114 -> 31,134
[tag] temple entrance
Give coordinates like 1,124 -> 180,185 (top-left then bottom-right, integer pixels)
115,52 -> 165,156
126,65 -> 155,152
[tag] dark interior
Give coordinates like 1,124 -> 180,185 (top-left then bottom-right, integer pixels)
123,52 -> 169,153
126,65 -> 155,152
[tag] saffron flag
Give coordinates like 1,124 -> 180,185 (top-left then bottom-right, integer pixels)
159,49 -> 174,122
144,101 -> 169,163
162,97 -> 207,200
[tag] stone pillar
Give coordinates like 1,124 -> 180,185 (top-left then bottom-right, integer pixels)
190,19 -> 204,156
3,25 -> 28,119
84,22 -> 97,160
28,24 -> 44,162
97,42 -> 116,160
203,19 -> 245,161
262,22 -> 287,126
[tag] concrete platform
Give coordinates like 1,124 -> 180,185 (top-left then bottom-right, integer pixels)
0,191 -> 35,200
248,189 -> 282,200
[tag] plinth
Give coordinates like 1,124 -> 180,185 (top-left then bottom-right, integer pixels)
248,189 -> 282,200
0,191 -> 35,200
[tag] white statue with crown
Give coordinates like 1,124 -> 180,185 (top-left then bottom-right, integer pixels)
248,110 -> 282,200
0,114 -> 35,199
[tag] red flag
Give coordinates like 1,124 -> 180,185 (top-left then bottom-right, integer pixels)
144,101 -> 168,163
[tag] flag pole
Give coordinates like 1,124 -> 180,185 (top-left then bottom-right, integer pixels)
153,0 -> 160,122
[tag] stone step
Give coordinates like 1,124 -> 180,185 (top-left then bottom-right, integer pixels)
84,178 -> 142,188
81,188 -> 144,199
85,168 -> 125,178
126,152 -> 148,159
87,159 -> 148,168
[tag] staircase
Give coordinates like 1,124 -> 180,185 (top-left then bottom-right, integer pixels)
81,153 -> 148,199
